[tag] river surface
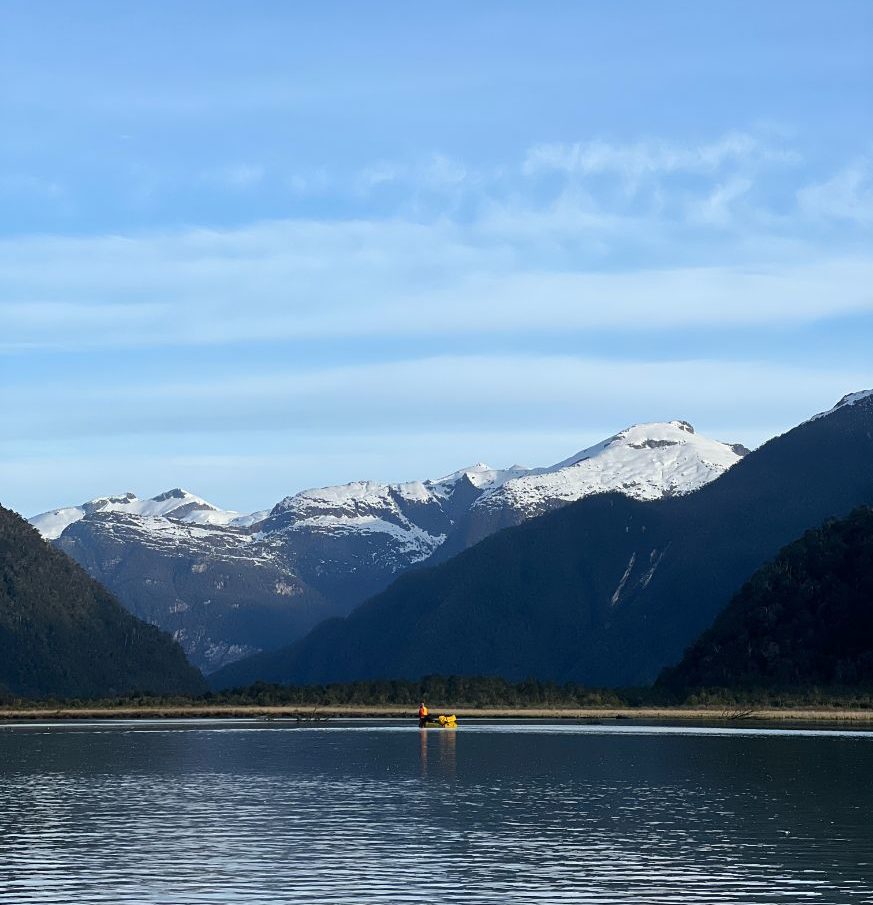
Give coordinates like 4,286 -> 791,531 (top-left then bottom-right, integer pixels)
0,719 -> 871,904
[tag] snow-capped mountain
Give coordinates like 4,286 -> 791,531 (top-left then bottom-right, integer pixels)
31,488 -> 267,540
208,389 -> 873,690
808,389 -> 873,422
481,421 -> 745,507
260,463 -> 533,582
31,421 -> 746,673
261,423 -> 745,556
42,497 -> 326,674
466,421 -> 748,543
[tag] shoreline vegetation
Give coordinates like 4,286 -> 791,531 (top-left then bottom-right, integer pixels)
2,704 -> 873,723
2,679 -> 873,723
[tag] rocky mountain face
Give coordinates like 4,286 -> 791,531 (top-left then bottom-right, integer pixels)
32,423 -> 745,673
0,503 -> 204,699
54,508 -> 328,675
208,391 -> 873,690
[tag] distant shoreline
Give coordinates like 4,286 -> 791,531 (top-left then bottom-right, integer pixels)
2,704 -> 873,723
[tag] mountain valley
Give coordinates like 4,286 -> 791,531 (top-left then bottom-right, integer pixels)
210,391 -> 873,689
31,422 -> 745,672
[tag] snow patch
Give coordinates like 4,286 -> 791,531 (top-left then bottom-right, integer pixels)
808,389 -> 873,422
285,514 -> 445,561
29,507 -> 89,541
474,421 -> 745,517
611,553 -> 636,606
430,463 -> 531,493
30,488 -> 264,539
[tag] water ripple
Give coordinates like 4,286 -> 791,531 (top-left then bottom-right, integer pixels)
0,721 -> 871,904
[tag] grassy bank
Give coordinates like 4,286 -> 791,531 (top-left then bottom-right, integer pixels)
2,677 -> 872,722
2,703 -> 873,722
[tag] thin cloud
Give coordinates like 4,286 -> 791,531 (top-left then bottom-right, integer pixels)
687,177 -> 754,227
797,160 -> 873,225
522,132 -> 799,179
8,353 -> 871,441
2,216 -> 871,351
357,152 -> 470,194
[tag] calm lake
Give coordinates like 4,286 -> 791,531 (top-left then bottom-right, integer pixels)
0,720 -> 871,904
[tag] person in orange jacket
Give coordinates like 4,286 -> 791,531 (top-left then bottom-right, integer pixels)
418,701 -> 429,727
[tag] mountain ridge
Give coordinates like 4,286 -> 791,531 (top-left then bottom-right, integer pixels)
29,421 -> 746,673
209,391 -> 873,689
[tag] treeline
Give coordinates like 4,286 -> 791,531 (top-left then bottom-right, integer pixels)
675,685 -> 873,709
3,676 -> 873,711
0,676 -> 629,709
205,678 -> 873,709
210,676 -> 632,707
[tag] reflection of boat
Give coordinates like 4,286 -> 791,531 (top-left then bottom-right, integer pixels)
419,714 -> 457,729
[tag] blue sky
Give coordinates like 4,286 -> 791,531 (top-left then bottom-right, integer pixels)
2,1 -> 872,515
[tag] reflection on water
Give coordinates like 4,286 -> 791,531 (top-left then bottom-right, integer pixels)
419,726 -> 457,779
0,720 -> 871,904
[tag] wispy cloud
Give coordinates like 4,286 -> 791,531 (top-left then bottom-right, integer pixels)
3,0 -> 870,519
0,131 -> 853,241
284,168 -> 331,196
4,131 -> 872,515
687,177 -> 754,227
358,152 -> 470,194
797,159 -> 873,225
8,353 -> 868,444
1,215 -> 871,352
522,132 -> 799,179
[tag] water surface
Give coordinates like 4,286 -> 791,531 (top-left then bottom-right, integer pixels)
1,720 -> 871,904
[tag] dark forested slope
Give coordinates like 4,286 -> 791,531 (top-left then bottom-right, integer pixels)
211,393 -> 873,689
659,507 -> 873,689
0,504 -> 205,698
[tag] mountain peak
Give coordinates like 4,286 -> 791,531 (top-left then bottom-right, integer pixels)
29,487 -> 248,539
472,421 -> 746,525
151,488 -> 195,502
808,389 -> 873,423
551,421 -> 711,469
89,492 -> 138,506
618,420 -> 695,439
835,389 -> 873,406
433,462 -> 533,493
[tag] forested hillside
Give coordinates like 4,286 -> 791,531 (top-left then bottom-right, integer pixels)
0,504 -> 205,698
211,392 -> 873,689
660,507 -> 873,690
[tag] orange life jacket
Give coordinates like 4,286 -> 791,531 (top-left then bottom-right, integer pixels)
418,704 -> 428,719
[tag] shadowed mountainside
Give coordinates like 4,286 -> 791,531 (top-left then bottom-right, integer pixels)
33,422 -> 743,673
659,506 -> 873,690
211,393 -> 873,689
0,504 -> 205,698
